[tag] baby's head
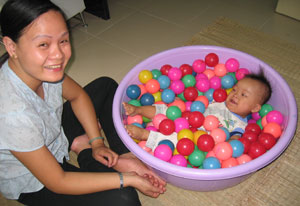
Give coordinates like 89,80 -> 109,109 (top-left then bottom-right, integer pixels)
225,72 -> 272,118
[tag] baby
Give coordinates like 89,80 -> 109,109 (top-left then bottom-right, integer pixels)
123,73 -> 272,150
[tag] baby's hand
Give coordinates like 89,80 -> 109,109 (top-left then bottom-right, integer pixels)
92,145 -> 118,167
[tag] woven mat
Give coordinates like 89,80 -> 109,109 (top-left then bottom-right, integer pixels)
138,17 -> 300,206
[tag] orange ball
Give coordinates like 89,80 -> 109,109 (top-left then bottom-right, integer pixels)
203,115 -> 220,131
203,69 -> 215,80
127,115 -> 143,125
145,79 -> 160,94
168,98 -> 186,113
194,95 -> 209,108
138,84 -> 147,99
263,122 -> 282,138
214,63 -> 227,77
221,157 -> 238,168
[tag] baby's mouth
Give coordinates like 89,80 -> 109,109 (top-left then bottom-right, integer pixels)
229,99 -> 237,105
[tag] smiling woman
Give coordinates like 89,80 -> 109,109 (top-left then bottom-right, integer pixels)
0,0 -> 166,205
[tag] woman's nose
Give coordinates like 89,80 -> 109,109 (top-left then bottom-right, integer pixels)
51,45 -> 64,59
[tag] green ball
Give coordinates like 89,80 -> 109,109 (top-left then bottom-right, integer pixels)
259,104 -> 273,117
256,118 -> 263,129
142,116 -> 151,123
128,99 -> 141,107
187,164 -> 194,168
166,106 -> 182,120
151,69 -> 162,80
182,74 -> 196,88
188,150 -> 205,167
227,72 -> 238,84
197,90 -> 204,96
177,92 -> 186,102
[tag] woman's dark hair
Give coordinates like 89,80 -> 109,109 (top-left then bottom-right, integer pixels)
0,0 -> 67,66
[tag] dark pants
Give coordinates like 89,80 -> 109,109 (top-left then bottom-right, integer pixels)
18,77 -> 141,206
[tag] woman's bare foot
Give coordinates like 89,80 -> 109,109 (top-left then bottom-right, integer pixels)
70,134 -> 91,155
122,102 -> 139,116
125,124 -> 150,141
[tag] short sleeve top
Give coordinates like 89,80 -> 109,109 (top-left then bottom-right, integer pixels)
0,61 -> 69,199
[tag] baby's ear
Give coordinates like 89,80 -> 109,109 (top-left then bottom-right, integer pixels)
251,104 -> 261,113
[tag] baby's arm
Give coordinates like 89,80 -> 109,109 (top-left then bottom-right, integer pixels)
123,102 -> 156,119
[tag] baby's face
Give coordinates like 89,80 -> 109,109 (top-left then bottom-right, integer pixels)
225,78 -> 264,118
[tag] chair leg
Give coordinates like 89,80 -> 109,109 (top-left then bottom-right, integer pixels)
79,12 -> 88,27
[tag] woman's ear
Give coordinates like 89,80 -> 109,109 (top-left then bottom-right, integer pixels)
251,104 -> 261,113
2,36 -> 17,58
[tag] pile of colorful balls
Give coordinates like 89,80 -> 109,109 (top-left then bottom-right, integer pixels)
124,53 -> 283,169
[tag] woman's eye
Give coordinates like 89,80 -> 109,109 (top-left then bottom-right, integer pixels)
39,43 -> 48,47
60,39 -> 69,44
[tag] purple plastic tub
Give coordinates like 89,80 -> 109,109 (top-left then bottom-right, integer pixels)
112,46 -> 297,191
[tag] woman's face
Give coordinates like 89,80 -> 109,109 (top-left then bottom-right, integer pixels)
12,10 -> 71,87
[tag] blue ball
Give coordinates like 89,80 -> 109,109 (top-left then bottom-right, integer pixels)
126,84 -> 141,99
221,75 -> 235,89
190,101 -> 205,113
158,140 -> 175,152
131,123 -> 144,128
158,75 -> 171,89
202,157 -> 221,169
204,88 -> 214,102
140,93 -> 155,106
229,140 -> 244,157
220,127 -> 230,141
161,89 -> 175,104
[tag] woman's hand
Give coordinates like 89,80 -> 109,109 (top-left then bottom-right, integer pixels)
92,144 -> 119,167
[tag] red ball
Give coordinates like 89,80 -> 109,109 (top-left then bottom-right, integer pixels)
179,64 -> 193,76
197,134 -> 215,152
188,111 -> 205,128
213,88 -> 227,102
248,141 -> 266,159
242,131 -> 258,143
183,87 -> 198,101
159,119 -> 175,135
181,111 -> 191,121
160,64 -> 172,76
245,123 -> 261,135
176,138 -> 195,156
238,137 -> 251,154
258,132 -> 277,150
205,53 -> 219,67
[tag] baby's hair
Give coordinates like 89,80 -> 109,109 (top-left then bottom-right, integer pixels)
244,71 -> 272,104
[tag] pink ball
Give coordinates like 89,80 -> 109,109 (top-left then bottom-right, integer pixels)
196,78 -> 210,92
154,144 -> 173,162
213,142 -> 233,161
169,154 -> 187,167
237,154 -> 252,165
203,115 -> 220,131
221,157 -> 238,168
127,115 -> 143,125
203,69 -> 215,79
145,79 -> 160,94
192,59 -> 206,73
209,76 -> 221,89
168,67 -> 182,81
145,126 -> 158,132
252,112 -> 261,120
225,58 -> 239,72
138,141 -> 152,153
266,110 -> 283,125
214,63 -> 227,77
248,119 -> 256,124
195,73 -> 208,81
153,114 -> 167,129
185,101 -> 192,111
206,150 -> 216,158
210,128 -> 226,144
170,80 -> 185,94
235,68 -> 250,80
174,117 -> 190,133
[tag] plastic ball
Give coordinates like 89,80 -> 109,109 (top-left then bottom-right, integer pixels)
209,76 -> 221,89
203,115 -> 219,131
221,74 -> 235,89
138,84 -> 147,99
193,130 -> 207,145
177,128 -> 194,141
205,53 -> 219,67
261,116 -> 268,127
169,154 -> 187,167
145,79 -> 160,94
176,138 -> 195,156
168,67 -> 182,81
235,68 -> 250,80
196,78 -> 210,92
225,58 -> 239,72
263,122 -> 282,138
203,69 -> 215,79
184,102 -> 192,112
248,142 -> 266,159
256,118 -> 263,129
126,84 -> 141,99
131,122 -> 144,128
252,112 -> 261,120
154,144 -> 173,162
245,123 -> 262,135
188,149 -> 205,167
190,101 -> 205,113
161,89 -> 175,104
158,139 -> 175,152
237,154 -> 252,165
221,157 -> 238,168
151,69 -> 162,79
259,104 -> 273,117
160,64 -> 172,75
204,88 -> 215,102
127,115 -> 143,125
202,157 -> 221,169
140,93 -> 155,106
213,142 -> 233,161
153,114 -> 167,129
220,127 -> 230,141
174,118 -> 190,133
170,80 -> 185,94
214,63 -> 227,77
239,137 -> 251,154
210,128 -> 227,144
213,88 -> 227,102
159,119 -> 175,135
145,126 -> 158,132
157,75 -> 171,89
128,99 -> 141,107
195,73 -> 208,81
188,111 -> 205,128
138,70 -> 153,84
192,59 -> 206,73
183,87 -> 198,101
194,96 -> 209,108
197,134 -> 215,152
168,99 -> 186,113
138,141 -> 152,153
242,131 -> 258,143
258,132 -> 277,150
179,64 -> 193,76
166,106 -> 182,120
266,110 -> 283,125
229,140 -> 244,157
182,74 -> 196,87
152,91 -> 162,102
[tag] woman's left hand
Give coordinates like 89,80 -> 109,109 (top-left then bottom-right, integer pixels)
92,145 -> 119,167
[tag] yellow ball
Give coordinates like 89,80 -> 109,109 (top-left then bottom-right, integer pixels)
138,70 -> 153,84
152,91 -> 162,102
177,129 -> 194,141
193,130 -> 207,145
226,88 -> 233,95
173,148 -> 179,155
133,138 -> 140,143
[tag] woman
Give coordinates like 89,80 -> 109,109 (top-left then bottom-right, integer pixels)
0,0 -> 166,205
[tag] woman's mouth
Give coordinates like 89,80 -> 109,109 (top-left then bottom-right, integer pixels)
44,64 -> 63,72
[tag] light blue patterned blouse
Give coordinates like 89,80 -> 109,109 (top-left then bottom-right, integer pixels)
0,61 -> 69,199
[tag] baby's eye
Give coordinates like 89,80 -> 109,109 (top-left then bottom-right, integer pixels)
242,93 -> 248,97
